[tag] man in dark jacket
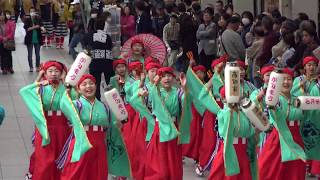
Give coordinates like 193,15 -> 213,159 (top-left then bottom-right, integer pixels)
135,0 -> 153,34
83,17 -> 114,100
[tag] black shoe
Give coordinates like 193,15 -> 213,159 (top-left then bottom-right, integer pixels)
29,68 -> 33,72
2,70 -> 8,74
9,69 -> 14,74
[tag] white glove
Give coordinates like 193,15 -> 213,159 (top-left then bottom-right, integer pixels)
167,47 -> 171,53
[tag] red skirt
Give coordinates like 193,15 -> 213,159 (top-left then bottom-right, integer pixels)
130,114 -> 147,180
32,111 -> 71,180
144,122 -> 183,180
61,127 -> 108,180
122,104 -> 136,159
182,104 -> 203,161
198,100 -> 223,169
208,140 -> 252,180
258,122 -> 306,180
311,160 -> 320,175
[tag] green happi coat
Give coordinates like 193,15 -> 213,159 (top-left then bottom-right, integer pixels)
147,83 -> 192,144
60,94 -> 131,177
19,82 -> 78,146
268,94 -> 307,162
304,83 -> 320,160
129,78 -> 155,141
291,75 -> 317,96
291,75 -> 320,160
186,68 -> 257,177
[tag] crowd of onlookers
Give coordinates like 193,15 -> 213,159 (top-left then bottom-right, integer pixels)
0,0 -> 319,88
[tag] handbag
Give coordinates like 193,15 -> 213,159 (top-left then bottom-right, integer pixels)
3,39 -> 16,51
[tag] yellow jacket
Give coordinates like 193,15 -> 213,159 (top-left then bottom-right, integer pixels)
53,0 -> 69,22
0,0 -> 16,15
23,0 -> 40,15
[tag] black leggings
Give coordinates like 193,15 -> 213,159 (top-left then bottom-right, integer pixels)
0,45 -> 13,70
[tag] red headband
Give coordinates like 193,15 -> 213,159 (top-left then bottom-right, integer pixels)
112,59 -> 127,69
219,86 -> 225,99
260,65 -> 275,76
146,62 -> 161,71
157,67 -> 175,77
144,56 -> 159,67
211,57 -> 225,69
282,68 -> 294,77
192,65 -> 206,73
128,61 -> 143,71
303,56 -> 319,66
131,38 -> 144,48
77,74 -> 96,88
236,60 -> 246,69
42,61 -> 63,72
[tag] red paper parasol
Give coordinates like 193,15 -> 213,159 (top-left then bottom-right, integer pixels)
121,34 -> 167,65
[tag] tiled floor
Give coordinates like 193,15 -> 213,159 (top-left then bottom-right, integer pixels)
0,28 -> 316,180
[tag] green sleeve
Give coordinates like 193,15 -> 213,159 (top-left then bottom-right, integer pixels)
150,84 -> 179,142
212,73 -> 224,98
69,88 -> 79,100
269,109 -> 307,162
220,109 -> 240,176
178,89 -> 193,144
129,88 -> 155,141
107,113 -> 132,177
19,82 -> 50,146
60,92 -> 92,162
291,77 -> 304,97
186,67 -> 221,114
109,76 -> 120,91
192,98 -> 206,116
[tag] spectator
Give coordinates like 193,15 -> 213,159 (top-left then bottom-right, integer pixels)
24,7 -> 43,72
69,0 -> 85,59
83,17 -> 113,100
246,23 -> 265,86
241,11 -> 253,47
152,4 -> 169,39
177,2 -> 198,72
287,20 -> 319,69
221,16 -> 245,62
135,1 -> 153,34
53,0 -> 69,49
87,8 -> 99,33
271,9 -> 281,20
39,0 -> 53,47
224,4 -> 233,16
213,0 -> 224,23
273,16 -> 286,35
0,10 -> 16,74
294,12 -> 309,25
191,2 -> 202,28
301,25 -> 319,59
272,19 -> 297,60
217,13 -> 231,57
256,16 -> 279,67
163,13 -> 180,67
196,8 -> 217,69
121,5 -> 135,43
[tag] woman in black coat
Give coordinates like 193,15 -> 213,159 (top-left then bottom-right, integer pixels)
24,7 -> 43,72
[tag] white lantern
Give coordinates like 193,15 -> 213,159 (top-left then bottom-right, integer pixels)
225,62 -> 241,104
65,51 -> 92,86
294,96 -> 320,110
104,88 -> 128,122
265,70 -> 284,107
240,98 -> 270,132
